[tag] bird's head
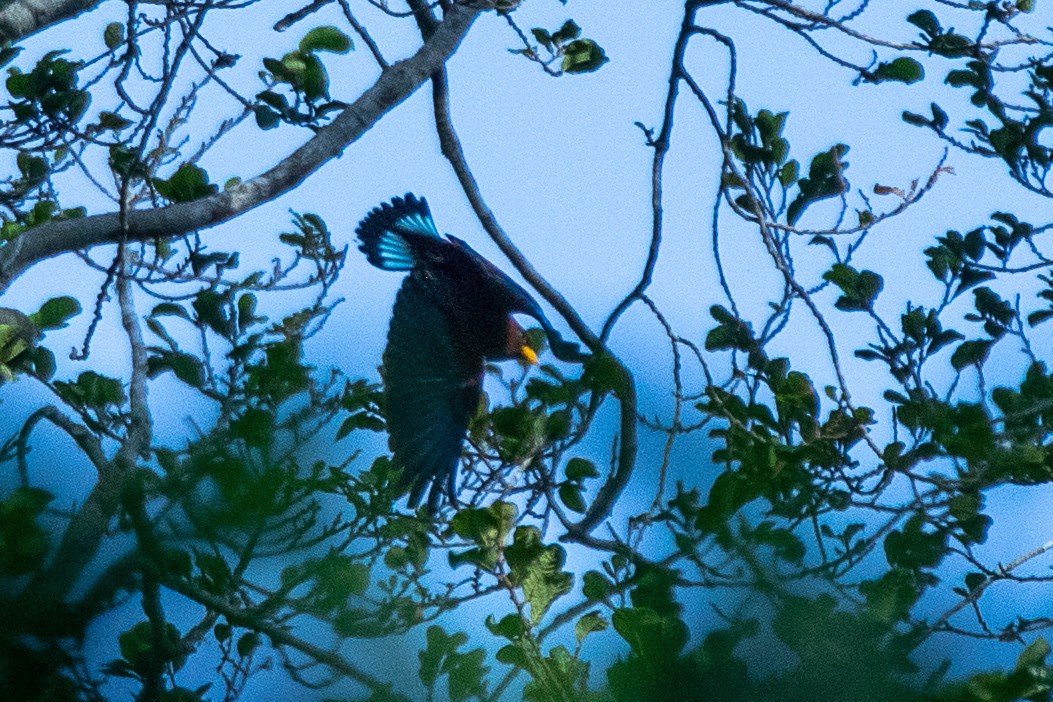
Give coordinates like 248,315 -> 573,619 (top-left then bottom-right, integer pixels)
506,317 -> 539,366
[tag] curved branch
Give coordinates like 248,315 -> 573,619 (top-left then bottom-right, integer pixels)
0,2 -> 482,292
600,3 -> 702,341
0,0 -> 106,44
15,404 -> 107,486
430,68 -> 638,539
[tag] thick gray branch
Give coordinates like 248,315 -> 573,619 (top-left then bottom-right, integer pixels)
0,0 -> 106,44
0,2 -> 481,292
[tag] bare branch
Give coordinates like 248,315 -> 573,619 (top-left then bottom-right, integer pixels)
162,574 -> 413,701
601,4 -> 704,341
932,540 -> 1053,633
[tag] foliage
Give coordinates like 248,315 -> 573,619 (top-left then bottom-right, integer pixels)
2,1 -> 1053,702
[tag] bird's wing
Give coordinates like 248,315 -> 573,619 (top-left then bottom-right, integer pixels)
356,193 -> 441,271
382,275 -> 482,510
446,235 -> 590,363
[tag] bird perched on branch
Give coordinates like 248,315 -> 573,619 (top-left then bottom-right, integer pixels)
356,193 -> 586,511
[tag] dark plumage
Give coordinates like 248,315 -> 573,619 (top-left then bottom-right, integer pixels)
356,193 -> 586,510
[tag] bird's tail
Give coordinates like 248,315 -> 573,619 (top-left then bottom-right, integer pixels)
355,193 -> 441,271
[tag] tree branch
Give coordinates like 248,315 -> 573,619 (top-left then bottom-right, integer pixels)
162,574 -> 412,701
429,67 -> 638,540
0,0 -> 106,44
600,2 -> 701,341
0,2 -> 482,292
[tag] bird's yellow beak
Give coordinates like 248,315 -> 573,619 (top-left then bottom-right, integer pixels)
519,344 -> 539,365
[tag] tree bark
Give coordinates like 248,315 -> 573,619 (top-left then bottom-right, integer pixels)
0,0 -> 106,44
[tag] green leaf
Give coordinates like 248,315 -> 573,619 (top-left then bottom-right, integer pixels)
551,20 -> 582,44
300,53 -> 329,101
946,67 -> 982,89
628,562 -> 680,618
931,103 -> 949,129
231,408 -> 275,448
860,568 -> 923,623
418,626 -> 489,702
448,647 -> 488,702
929,33 -> 973,58
901,111 -> 926,127
449,502 -> 517,571
964,572 -> 986,592
0,486 -> 53,575
823,263 -> 883,311
55,371 -> 125,409
336,411 -> 384,438
299,26 -> 353,54
24,346 -> 55,380
749,522 -> 806,563
531,27 -> 553,47
774,371 -> 818,426
565,457 -> 599,481
118,622 -> 155,670
705,305 -> 755,353
254,105 -> 280,130
104,22 -> 125,50
582,352 -> 624,394
451,501 -> 515,543
382,545 -> 408,570
147,351 -> 204,388
561,39 -> 608,74
193,289 -> 233,337
17,152 -> 47,181
1016,638 -> 1051,672
118,621 -> 182,674
109,145 -> 145,177
504,526 -> 573,623
558,483 -> 586,513
787,144 -> 850,225
279,53 -> 308,76
883,514 -> 947,570
928,329 -> 965,355
236,632 -> 259,658
153,163 -> 218,203
777,159 -> 799,186
575,611 -> 608,644
1028,309 -> 1053,327
151,302 -> 191,319
291,553 -> 370,615
97,110 -> 132,131
582,570 -> 611,600
496,642 -> 529,668
870,57 -> 924,84
950,339 -> 993,371
485,613 -> 526,641
611,607 -> 689,661
906,10 -> 940,38
256,90 -> 288,110
30,296 -> 80,331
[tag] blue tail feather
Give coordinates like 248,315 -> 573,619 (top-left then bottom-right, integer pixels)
356,193 -> 440,271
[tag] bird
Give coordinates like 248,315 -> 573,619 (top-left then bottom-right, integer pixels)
356,193 -> 586,511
